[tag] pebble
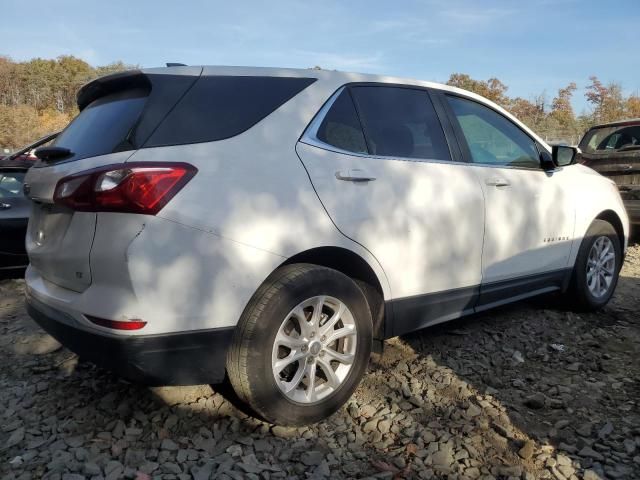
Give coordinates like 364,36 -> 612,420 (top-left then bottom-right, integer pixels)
524,393 -> 545,409
578,446 -> 605,462
518,440 -> 535,460
301,450 -> 324,466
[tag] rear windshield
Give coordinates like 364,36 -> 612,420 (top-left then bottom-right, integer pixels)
579,124 -> 640,154
145,76 -> 316,147
54,88 -> 149,161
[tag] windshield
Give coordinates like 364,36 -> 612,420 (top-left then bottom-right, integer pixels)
579,124 -> 640,154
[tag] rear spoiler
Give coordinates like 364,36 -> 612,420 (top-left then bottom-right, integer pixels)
77,70 -> 151,110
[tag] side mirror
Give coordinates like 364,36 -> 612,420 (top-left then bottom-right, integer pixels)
552,145 -> 579,167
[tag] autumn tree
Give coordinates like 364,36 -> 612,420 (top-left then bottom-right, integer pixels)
626,94 -> 640,118
446,73 -> 509,107
585,76 -> 625,124
0,55 -> 135,150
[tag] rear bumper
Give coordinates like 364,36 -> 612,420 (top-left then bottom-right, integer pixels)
26,295 -> 234,386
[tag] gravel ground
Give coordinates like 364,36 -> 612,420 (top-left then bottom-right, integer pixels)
1,245 -> 639,480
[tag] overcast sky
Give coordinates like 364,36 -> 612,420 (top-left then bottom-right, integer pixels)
3,0 -> 639,113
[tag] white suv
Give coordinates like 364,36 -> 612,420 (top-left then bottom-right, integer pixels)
24,66 -> 629,425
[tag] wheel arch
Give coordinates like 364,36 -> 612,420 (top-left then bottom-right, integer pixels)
595,209 -> 626,250
280,246 -> 388,340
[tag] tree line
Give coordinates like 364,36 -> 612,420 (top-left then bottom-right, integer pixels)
446,74 -> 640,145
0,55 -> 135,151
1,55 -> 639,151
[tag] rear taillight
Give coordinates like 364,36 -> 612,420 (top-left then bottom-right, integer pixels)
53,162 -> 196,215
86,315 -> 147,330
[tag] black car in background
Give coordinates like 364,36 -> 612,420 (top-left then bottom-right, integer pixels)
0,132 -> 58,276
578,119 -> 640,226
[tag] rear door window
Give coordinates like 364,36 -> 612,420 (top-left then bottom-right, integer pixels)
350,86 -> 451,161
146,76 -> 316,147
53,88 -> 149,161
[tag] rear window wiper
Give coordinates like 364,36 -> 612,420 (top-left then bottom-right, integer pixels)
34,146 -> 74,162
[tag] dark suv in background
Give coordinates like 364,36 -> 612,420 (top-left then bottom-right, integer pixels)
578,119 -> 640,226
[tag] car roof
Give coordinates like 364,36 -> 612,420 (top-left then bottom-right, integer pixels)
589,118 -> 640,129
138,65 -> 551,151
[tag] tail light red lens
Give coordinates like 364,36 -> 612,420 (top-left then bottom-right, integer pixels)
54,162 -> 197,215
86,315 -> 147,330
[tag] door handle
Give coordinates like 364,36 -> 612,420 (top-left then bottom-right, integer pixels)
485,178 -> 510,187
335,169 -> 376,182
0,203 -> 11,210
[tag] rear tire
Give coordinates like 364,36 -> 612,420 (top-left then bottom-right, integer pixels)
226,263 -> 372,425
567,219 -> 622,311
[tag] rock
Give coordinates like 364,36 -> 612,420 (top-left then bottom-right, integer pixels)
623,439 -> 636,454
512,350 -> 525,363
578,446 -> 604,462
161,438 -> 179,451
253,439 -> 271,452
597,421 -> 613,438
5,427 -> 24,448
378,420 -> 391,434
62,474 -> 85,480
164,414 -> 179,429
575,422 -> 592,437
466,403 -> 482,418
84,462 -> 101,476
497,465 -> 522,477
226,444 -> 243,457
301,450 -> 324,466
558,442 -> 577,454
524,393 -> 545,409
557,464 -> 575,478
271,426 -> 297,438
104,460 -> 124,480
311,460 -> 331,478
64,435 -> 84,448
518,440 -> 535,460
431,445 -> 453,468
566,362 -> 581,371
583,470 -> 601,480
360,405 -> 377,418
363,419 -> 378,433
162,462 -> 182,474
124,449 -> 146,467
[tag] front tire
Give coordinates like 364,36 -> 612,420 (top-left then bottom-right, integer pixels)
226,264 -> 372,425
567,219 -> 622,311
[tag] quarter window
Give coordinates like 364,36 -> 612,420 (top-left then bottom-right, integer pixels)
446,95 -> 540,168
146,76 -> 316,147
350,86 -> 450,161
316,89 -> 367,154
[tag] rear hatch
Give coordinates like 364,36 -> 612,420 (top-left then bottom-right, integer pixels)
25,67 -> 203,291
